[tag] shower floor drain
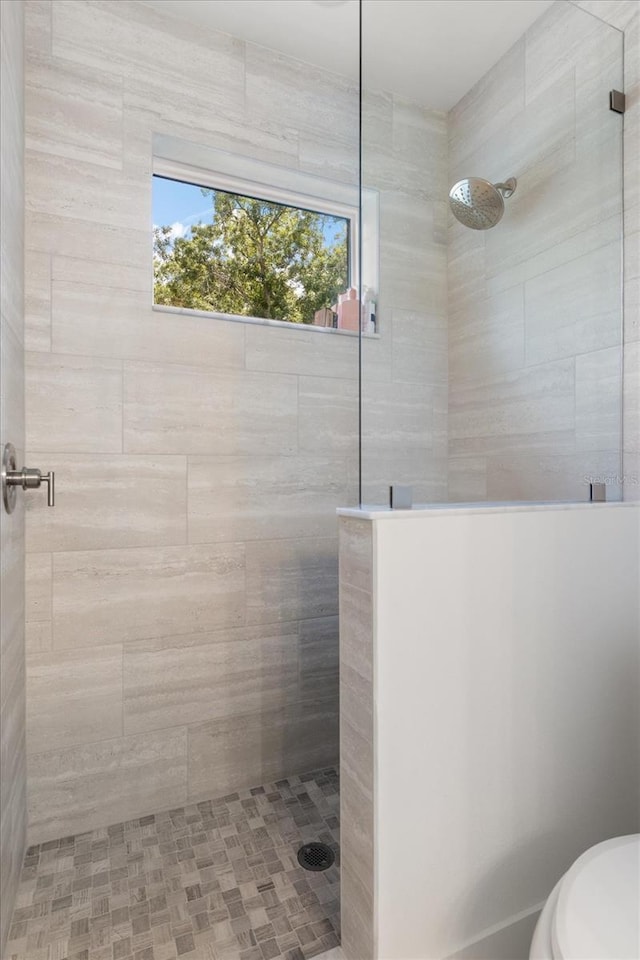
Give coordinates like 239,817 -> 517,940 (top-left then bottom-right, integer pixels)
297,841 -> 335,872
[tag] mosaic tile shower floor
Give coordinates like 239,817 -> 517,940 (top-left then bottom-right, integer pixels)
5,769 -> 340,960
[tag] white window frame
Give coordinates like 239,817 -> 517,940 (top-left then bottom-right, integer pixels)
152,134 -> 379,334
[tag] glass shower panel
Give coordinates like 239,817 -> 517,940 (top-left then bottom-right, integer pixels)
359,0 -> 624,505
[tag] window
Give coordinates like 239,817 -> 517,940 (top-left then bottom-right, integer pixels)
153,173 -> 354,328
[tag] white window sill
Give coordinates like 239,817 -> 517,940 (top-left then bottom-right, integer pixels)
153,303 -> 380,338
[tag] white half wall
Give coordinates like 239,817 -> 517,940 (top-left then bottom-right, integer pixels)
339,502 -> 640,959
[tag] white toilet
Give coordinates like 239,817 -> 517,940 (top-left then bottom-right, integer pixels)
529,834 -> 639,959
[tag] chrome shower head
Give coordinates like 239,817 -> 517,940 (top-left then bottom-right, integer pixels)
449,177 -> 517,230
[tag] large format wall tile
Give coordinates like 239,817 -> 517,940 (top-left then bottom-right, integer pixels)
26,644 -> 123,753
391,309 -> 447,385
27,727 -> 188,843
25,52 -> 124,169
245,42 -> 358,145
187,696 -> 339,801
25,454 -> 187,552
449,359 -> 575,457
339,518 -> 374,960
21,0 -> 449,841
298,376 -> 358,455
449,285 -> 525,383
52,285 -> 246,369
298,616 -> 339,699
524,243 -> 621,367
25,552 -> 51,623
51,0 -> 245,107
123,361 -> 298,456
26,352 -> 123,453
245,322 -> 358,379
24,248 -> 50,351
188,455 -> 351,543
448,1 -> 629,503
26,150 -> 147,231
123,623 -> 299,735
52,543 -> 245,647
245,538 -> 338,624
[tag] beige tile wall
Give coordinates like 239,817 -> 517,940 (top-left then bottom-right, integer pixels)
0,1 -> 26,953
23,0 -> 447,842
447,0 -> 635,502
338,519 -> 375,960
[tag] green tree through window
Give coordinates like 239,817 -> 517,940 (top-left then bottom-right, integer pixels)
153,178 -> 349,325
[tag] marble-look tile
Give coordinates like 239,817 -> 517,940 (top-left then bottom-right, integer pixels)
128,82 -> 300,171
449,286 -> 525,383
245,41 -> 358,145
124,361 -> 298,456
339,583 -> 373,684
51,0 -> 245,107
24,248 -> 50,351
379,195 -> 447,315
25,454 -> 187,552
340,663 -> 372,748
188,455 -> 351,544
485,450 -> 622,502
299,616 -> 339,700
340,729 -> 374,960
245,538 -> 338,625
575,346 -> 622,452
338,519 -> 372,593
360,454 -> 449,506
0,691 -> 26,960
245,323 -> 358,380
485,214 -> 621,298
448,457 -> 488,503
340,760 -> 373,885
298,376 -> 358,455
26,352 -> 123,453
26,149 -> 147,232
52,251 -> 151,293
7,767 -> 340,960
573,0 -> 638,31
27,727 -> 188,844
26,208 -> 151,265
340,859 -> 374,960
26,52 -> 124,169
27,644 -> 123,752
449,359 -> 576,458
391,310 -> 447,385
24,0 -> 51,57
392,98 -> 448,201
25,553 -> 51,623
54,295 -> 247,370
447,218 -> 486,315
526,1 -> 613,103
449,38 -> 525,163
484,151 -> 621,278
52,543 -> 245,648
449,70 -> 575,195
187,697 -> 338,801
123,624 -> 299,735
524,243 -> 621,367
361,377 -> 435,459
25,620 -> 52,655
298,131 -> 359,184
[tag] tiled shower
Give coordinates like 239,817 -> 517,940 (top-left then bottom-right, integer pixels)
1,0 -> 639,959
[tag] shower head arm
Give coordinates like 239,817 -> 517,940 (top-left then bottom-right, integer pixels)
494,178 -> 517,199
